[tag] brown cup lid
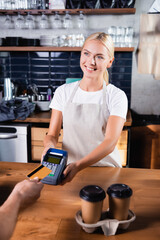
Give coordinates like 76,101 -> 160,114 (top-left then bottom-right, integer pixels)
79,185 -> 106,202
107,184 -> 132,199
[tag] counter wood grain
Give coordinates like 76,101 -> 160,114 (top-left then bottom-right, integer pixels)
0,162 -> 159,240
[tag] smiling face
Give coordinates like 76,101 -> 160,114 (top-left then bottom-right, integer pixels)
80,39 -> 114,80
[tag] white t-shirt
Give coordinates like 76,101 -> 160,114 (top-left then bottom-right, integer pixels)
50,81 -> 128,120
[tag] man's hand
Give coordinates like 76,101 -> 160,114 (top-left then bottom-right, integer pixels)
0,178 -> 44,240
12,178 -> 44,208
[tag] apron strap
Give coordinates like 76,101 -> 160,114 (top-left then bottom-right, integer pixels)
102,81 -> 107,109
102,82 -> 110,120
67,81 -> 80,103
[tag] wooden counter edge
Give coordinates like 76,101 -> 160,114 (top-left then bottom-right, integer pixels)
14,110 -> 132,126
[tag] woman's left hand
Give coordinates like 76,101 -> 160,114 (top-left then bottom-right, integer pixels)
61,162 -> 79,185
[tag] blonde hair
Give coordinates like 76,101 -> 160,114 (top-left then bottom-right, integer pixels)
82,32 -> 114,85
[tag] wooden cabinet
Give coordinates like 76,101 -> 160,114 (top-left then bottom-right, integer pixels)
31,127 -> 128,166
117,129 -> 128,167
130,125 -> 160,169
31,127 -> 63,161
147,125 -> 160,169
146,125 -> 160,169
31,127 -> 48,161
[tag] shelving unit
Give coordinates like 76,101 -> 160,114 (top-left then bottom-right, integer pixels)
0,8 -> 135,52
0,46 -> 134,52
0,8 -> 136,15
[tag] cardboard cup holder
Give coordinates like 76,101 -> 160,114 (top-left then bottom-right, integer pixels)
75,209 -> 136,236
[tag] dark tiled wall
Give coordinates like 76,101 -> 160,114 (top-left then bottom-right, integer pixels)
0,51 -> 132,107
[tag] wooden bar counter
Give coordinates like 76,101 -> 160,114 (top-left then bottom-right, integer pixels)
0,162 -> 159,240
14,110 -> 132,126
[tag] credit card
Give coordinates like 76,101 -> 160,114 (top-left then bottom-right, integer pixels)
27,164 -> 52,180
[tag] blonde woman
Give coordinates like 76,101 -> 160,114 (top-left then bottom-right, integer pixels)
42,32 -> 128,184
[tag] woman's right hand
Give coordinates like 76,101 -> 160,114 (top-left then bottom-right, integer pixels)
41,109 -> 63,162
41,145 -> 54,163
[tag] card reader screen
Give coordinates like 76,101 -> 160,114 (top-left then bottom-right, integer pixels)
46,154 -> 63,164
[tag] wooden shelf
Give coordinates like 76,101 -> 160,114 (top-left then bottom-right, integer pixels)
115,47 -> 134,52
0,46 -> 134,52
0,8 -> 136,15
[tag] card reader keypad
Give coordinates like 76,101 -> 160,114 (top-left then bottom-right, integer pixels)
43,162 -> 58,176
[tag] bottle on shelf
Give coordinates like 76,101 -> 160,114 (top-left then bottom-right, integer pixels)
0,0 -> 49,10
49,0 -> 66,9
3,78 -> 14,101
47,86 -> 53,101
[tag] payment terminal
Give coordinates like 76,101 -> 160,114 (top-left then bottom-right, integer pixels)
41,148 -> 68,185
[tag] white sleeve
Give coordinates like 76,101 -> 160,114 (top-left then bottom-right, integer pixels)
109,89 -> 128,120
49,85 -> 64,112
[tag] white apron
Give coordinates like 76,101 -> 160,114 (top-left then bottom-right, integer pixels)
62,81 -> 121,167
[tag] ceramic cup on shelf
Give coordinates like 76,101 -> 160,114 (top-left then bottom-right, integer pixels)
79,185 -> 106,224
